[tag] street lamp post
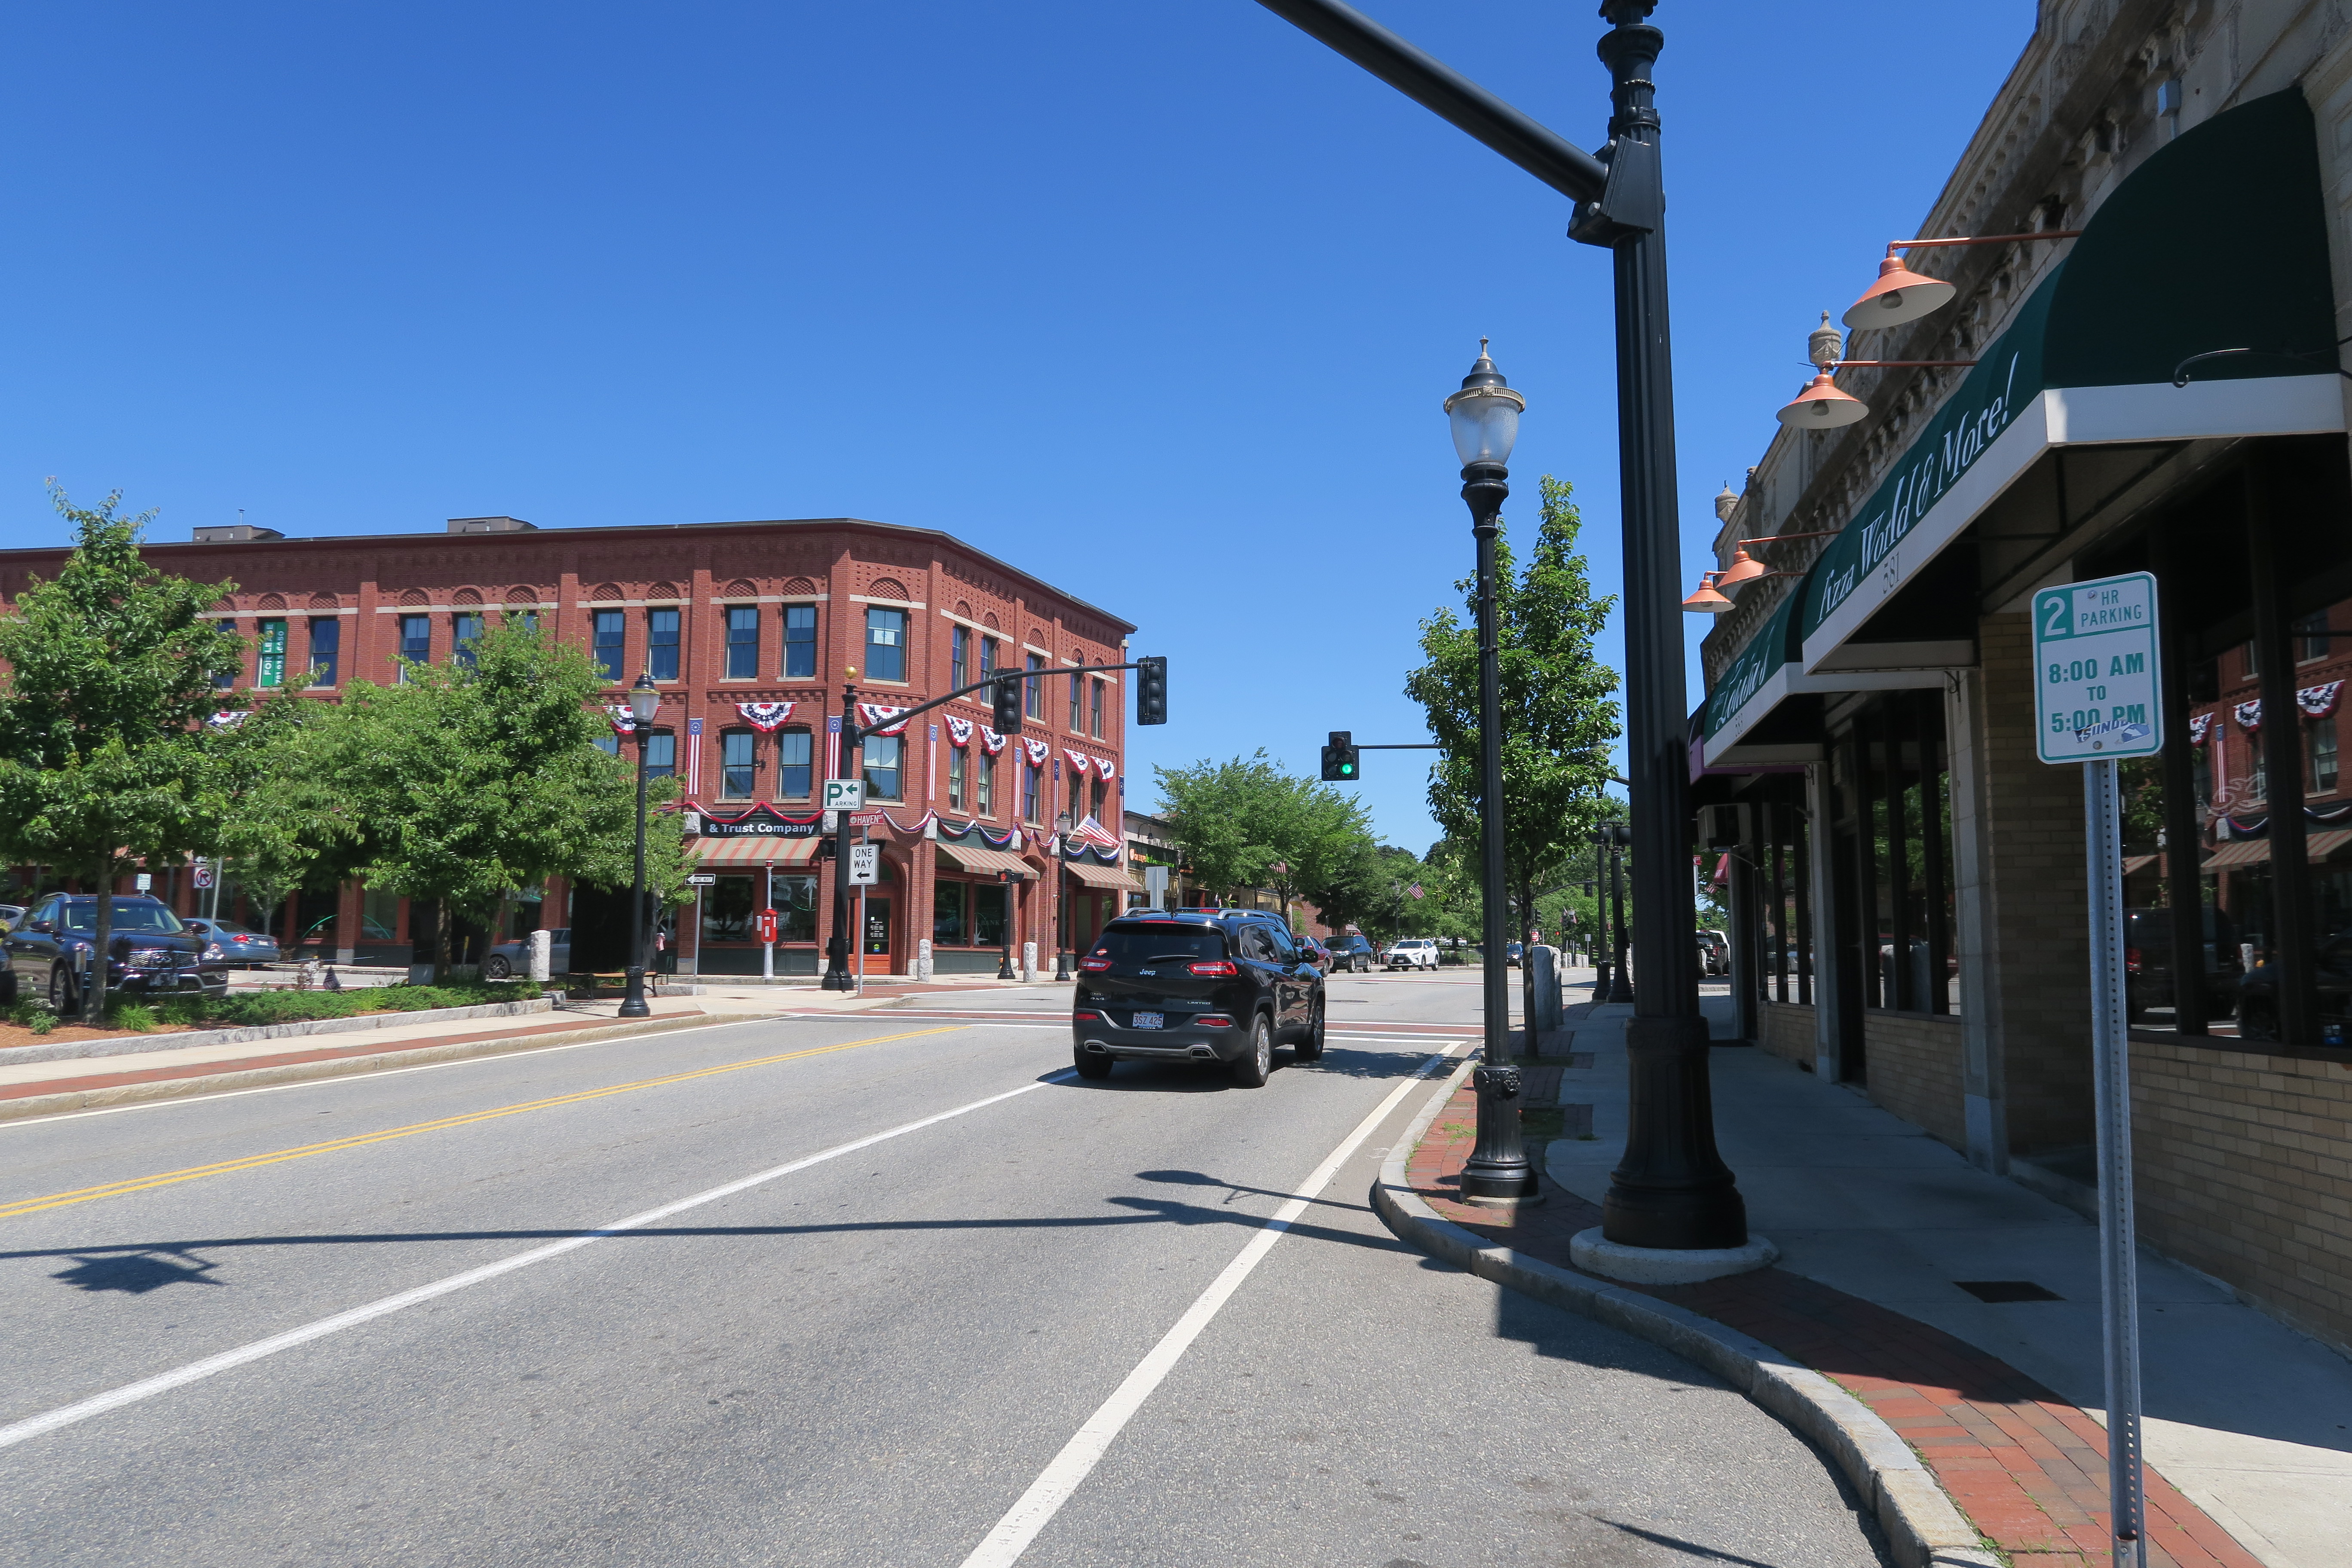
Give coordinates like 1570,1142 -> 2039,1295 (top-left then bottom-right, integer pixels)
821,680 -> 860,992
1255,0 -> 1747,1253
619,673 -> 659,1020
1608,822 -> 1634,1004
996,868 -> 1017,980
1053,809 -> 1074,982
1446,344 -> 1538,1205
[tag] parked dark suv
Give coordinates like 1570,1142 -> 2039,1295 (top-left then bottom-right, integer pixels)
2,895 -> 227,1014
1072,910 -> 1326,1086
1325,934 -> 1376,973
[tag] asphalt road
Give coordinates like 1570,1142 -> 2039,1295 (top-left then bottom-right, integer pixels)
0,972 -> 1887,1566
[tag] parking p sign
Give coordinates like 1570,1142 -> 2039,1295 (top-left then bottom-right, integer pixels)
2033,571 -> 2163,765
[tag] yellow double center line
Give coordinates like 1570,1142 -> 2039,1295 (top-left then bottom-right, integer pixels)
0,1025 -> 961,1222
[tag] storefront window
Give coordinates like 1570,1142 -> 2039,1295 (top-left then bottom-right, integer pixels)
1836,690 -> 1958,1015
1756,793 -> 1812,1006
934,882 -> 967,944
776,874 -> 818,942
701,876 -> 755,943
974,882 -> 1008,946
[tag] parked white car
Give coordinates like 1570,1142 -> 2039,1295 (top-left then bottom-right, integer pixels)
1386,938 -> 1439,971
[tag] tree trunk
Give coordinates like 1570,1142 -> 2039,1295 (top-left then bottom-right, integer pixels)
86,853 -> 111,1026
432,897 -> 451,986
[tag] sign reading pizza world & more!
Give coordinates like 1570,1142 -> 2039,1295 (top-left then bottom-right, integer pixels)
2033,570 -> 2164,765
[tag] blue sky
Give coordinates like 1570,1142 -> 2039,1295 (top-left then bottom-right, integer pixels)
0,2 -> 2031,851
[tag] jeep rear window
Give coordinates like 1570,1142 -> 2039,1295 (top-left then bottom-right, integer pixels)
1090,924 -> 1227,964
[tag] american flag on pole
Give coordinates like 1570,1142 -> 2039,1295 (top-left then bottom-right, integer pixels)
1408,883 -> 1424,900
1071,814 -> 1121,851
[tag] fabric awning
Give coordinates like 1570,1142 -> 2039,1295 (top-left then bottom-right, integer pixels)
1060,859 -> 1142,892
695,836 -> 820,867
2199,827 -> 2352,870
2122,854 -> 2159,875
937,842 -> 1035,879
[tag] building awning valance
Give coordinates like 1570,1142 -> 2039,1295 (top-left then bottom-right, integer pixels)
695,837 -> 820,867
2202,828 -> 2352,870
1700,90 -> 2345,753
1060,860 -> 1142,892
937,842 -> 1035,879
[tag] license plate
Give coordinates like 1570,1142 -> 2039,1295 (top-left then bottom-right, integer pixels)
1130,1011 -> 1164,1030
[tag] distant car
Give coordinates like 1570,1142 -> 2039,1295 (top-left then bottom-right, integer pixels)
1386,938 -> 1439,971
1325,934 -> 1376,973
1,894 -> 226,1013
1505,940 -> 1524,967
1698,931 -> 1730,976
0,904 -> 22,932
184,918 -> 282,968
483,928 -> 573,980
296,913 -> 398,952
1292,933 -> 1332,973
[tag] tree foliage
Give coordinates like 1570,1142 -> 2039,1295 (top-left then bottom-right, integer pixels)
1152,750 -> 1374,923
1405,475 -> 1622,942
0,489 -> 245,1020
311,619 -> 691,979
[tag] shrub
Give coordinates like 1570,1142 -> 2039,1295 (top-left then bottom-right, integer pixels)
108,1001 -> 158,1033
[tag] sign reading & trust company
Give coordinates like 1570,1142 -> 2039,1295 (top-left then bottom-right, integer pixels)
689,804 -> 825,839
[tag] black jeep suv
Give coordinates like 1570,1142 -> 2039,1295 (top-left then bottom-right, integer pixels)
1072,910 -> 1326,1086
1,894 -> 227,1014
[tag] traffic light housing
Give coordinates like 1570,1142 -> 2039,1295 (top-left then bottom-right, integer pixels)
992,674 -> 1023,734
1319,730 -> 1360,782
1134,655 -> 1167,726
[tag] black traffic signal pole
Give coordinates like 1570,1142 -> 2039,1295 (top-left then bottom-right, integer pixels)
819,660 -> 1162,992
1255,0 -> 1744,1249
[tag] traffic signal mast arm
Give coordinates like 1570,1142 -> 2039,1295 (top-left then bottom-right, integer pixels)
839,661 -> 1161,745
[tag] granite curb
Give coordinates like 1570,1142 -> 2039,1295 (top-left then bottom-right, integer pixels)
0,997 -> 557,1069
1372,1056 -> 2000,1568
0,1011 -> 765,1122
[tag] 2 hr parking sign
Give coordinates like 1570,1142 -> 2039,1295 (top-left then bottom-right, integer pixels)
2033,571 -> 2164,765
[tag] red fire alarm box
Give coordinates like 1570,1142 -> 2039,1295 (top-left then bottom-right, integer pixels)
756,908 -> 778,945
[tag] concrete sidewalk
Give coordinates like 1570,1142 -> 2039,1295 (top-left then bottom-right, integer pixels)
1519,997 -> 2351,1568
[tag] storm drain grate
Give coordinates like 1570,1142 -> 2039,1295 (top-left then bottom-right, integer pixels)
1954,1280 -> 2064,1303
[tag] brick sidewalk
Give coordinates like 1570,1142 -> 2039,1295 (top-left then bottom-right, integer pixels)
1407,1075 -> 2263,1568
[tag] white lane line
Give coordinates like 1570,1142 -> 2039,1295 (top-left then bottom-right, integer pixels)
955,1043 -> 1466,1568
0,1070 -> 1075,1452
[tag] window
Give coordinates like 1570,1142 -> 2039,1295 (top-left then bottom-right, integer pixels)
778,728 -> 814,798
701,876 -> 755,943
256,619 -> 287,687
1755,791 -> 1813,1008
865,607 -> 908,683
648,609 -> 680,681
644,732 -> 676,779
513,609 -> 538,635
594,734 -> 620,758
1090,778 -> 1106,821
775,874 -> 819,942
979,635 -> 998,681
949,747 -> 967,809
2297,610 -> 2331,662
399,614 -> 431,678
308,617 -> 340,686
720,729 -> 758,799
864,734 -> 902,800
973,882 -> 1008,946
214,621 -> 240,688
593,611 -> 625,681
2313,718 -> 2340,795
1023,764 -> 1040,822
934,883 -> 967,945
1025,652 -> 1044,718
1069,668 -> 1082,731
783,604 -> 817,679
1834,690 -> 1957,1015
951,625 -> 970,690
2243,640 -> 2261,679
453,612 -> 484,670
725,606 -> 760,679
1089,679 -> 1104,738
977,754 -> 995,815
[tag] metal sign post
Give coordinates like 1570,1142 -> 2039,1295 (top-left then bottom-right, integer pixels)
2033,570 -> 2161,1568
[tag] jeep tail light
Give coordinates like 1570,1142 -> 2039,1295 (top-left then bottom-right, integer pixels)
1187,960 -> 1238,977
1073,1009 -> 1102,1021
1079,956 -> 1112,972
1194,1014 -> 1235,1028
2125,946 -> 2142,975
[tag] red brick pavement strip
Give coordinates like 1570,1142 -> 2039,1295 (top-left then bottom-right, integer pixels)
1406,1078 -> 2261,1568
0,1010 -> 710,1102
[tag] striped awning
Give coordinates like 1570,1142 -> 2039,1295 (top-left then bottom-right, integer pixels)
1060,859 -> 1143,892
695,836 -> 820,867
937,842 -> 1035,879
2200,827 -> 2352,870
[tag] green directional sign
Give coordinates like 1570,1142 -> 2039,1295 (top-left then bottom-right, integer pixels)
2033,571 -> 2164,765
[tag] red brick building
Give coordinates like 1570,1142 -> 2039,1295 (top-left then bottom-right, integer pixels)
0,514 -> 1140,977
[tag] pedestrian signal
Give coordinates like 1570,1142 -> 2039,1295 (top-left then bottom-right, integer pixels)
1319,730 -> 1360,782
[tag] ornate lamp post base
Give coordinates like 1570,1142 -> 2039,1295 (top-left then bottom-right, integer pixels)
1458,1062 -> 1544,1204
1570,1228 -> 1777,1283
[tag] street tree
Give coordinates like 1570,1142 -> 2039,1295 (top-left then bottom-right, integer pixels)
314,618 -> 690,981
1405,474 -> 1622,944
1153,750 -> 1375,921
0,489 -> 245,1022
